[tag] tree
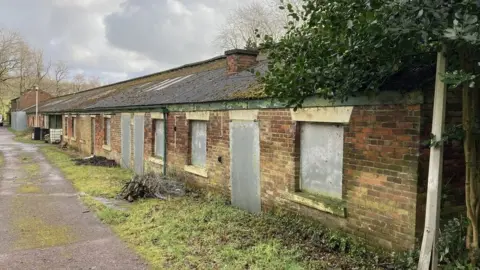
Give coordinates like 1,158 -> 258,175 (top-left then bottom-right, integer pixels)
261,0 -> 480,267
17,44 -> 51,94
215,0 -> 299,50
53,61 -> 69,96
0,29 -> 21,85
72,73 -> 86,93
87,76 -> 101,88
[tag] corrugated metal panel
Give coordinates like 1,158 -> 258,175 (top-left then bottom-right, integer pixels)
121,114 -> 131,169
190,121 -> 207,167
12,112 -> 27,131
300,123 -> 344,198
133,114 -> 145,175
154,120 -> 164,158
230,121 -> 261,213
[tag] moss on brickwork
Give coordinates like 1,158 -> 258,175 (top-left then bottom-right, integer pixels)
297,191 -> 346,216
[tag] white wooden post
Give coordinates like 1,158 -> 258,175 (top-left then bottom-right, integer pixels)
418,45 -> 447,270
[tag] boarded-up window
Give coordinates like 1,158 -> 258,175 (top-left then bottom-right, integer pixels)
300,123 -> 344,198
44,116 -> 49,129
154,120 -> 164,159
104,118 -> 111,146
71,118 -> 76,138
190,121 -> 207,167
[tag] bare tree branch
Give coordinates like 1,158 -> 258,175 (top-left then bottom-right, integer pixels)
53,60 -> 69,96
214,0 -> 299,50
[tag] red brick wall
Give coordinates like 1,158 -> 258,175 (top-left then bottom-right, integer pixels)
251,106 -> 421,249
343,105 -> 421,249
152,111 -> 231,193
27,114 -> 46,128
226,54 -> 258,75
58,106 -> 428,250
17,89 -> 52,111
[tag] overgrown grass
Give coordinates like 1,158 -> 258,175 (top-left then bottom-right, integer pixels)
40,147 -> 132,198
42,146 -> 401,269
7,127 -> 46,145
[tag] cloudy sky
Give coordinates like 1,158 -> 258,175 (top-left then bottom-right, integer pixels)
0,0 -> 245,84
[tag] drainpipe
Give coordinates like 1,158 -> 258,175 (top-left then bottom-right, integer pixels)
34,85 -> 39,127
162,108 -> 168,176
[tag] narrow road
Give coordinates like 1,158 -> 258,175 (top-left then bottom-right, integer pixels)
0,128 -> 147,270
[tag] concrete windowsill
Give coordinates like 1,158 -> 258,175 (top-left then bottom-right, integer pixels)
149,157 -> 164,165
282,191 -> 346,217
184,165 -> 208,178
64,136 -> 69,139
102,145 -> 112,151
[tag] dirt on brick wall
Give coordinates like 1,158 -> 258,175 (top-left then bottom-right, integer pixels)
343,105 -> 421,249
59,105 -> 429,250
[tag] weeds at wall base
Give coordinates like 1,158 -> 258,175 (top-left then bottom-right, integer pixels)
39,145 -> 475,269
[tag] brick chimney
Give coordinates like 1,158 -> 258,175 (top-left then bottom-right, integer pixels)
225,49 -> 259,75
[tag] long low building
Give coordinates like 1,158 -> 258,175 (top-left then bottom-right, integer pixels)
22,49 -> 464,250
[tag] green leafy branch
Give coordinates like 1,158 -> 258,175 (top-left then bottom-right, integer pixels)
424,124 -> 465,148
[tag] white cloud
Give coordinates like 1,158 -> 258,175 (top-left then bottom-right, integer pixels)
0,0 -> 245,83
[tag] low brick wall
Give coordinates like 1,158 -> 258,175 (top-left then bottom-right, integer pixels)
34,98 -> 465,250
142,105 -> 421,249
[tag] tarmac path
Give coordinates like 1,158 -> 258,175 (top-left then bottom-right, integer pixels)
0,127 -> 147,270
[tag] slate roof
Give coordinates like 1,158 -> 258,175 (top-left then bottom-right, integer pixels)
89,62 -> 267,110
25,55 -> 258,113
24,52 -> 433,114
24,87 -> 119,114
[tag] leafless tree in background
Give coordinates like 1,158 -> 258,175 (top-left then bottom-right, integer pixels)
0,29 -> 22,84
53,61 -> 69,96
72,73 -> 86,93
17,44 -> 51,94
88,76 -> 101,88
0,28 -> 107,117
215,0 -> 300,50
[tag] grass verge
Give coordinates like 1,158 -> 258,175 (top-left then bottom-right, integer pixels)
40,147 -> 132,198
41,147 -> 399,269
7,127 -> 47,145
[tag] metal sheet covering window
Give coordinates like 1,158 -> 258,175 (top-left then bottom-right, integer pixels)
190,121 -> 207,167
300,122 -> 344,198
72,118 -> 76,138
104,118 -> 111,146
64,117 -> 67,135
154,120 -> 164,159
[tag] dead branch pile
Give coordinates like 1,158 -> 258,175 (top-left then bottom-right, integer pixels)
72,155 -> 118,167
117,172 -> 186,202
